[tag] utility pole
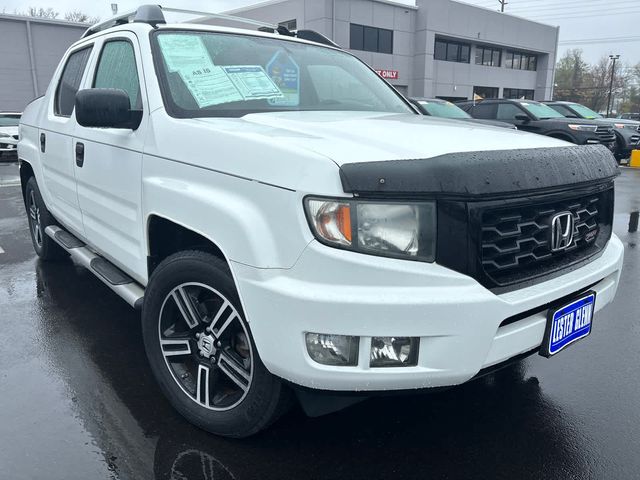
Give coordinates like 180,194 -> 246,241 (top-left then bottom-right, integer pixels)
606,54 -> 620,117
499,0 -> 508,12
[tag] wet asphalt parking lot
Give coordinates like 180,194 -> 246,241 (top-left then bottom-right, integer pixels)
1,160 -> 639,480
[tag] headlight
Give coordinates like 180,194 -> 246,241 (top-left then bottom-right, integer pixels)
567,124 -> 598,132
0,132 -> 9,138
304,197 -> 436,261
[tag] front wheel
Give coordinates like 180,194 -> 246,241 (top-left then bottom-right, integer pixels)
142,250 -> 290,438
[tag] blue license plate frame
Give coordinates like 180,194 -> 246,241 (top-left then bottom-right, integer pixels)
540,291 -> 596,358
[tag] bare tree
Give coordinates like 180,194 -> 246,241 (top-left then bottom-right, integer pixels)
64,10 -> 100,24
25,6 -> 59,18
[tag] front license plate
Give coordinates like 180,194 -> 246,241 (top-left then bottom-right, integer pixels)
540,292 -> 596,357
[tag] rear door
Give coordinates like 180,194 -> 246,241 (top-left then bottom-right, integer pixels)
39,45 -> 93,236
73,32 -> 148,281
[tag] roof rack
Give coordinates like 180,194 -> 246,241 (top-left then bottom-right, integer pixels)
81,4 -> 341,47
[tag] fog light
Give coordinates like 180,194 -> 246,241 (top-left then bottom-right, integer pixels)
305,333 -> 359,366
370,337 -> 418,367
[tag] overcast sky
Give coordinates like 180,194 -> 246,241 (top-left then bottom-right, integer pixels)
1,0 -> 638,66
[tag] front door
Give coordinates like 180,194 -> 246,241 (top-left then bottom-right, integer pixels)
73,33 -> 148,281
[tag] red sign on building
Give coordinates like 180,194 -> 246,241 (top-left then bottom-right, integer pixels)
375,69 -> 399,80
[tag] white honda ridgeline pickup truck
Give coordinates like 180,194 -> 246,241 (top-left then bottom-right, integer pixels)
18,6 -> 623,437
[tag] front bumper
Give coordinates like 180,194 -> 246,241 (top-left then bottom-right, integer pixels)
616,130 -> 640,156
232,235 -> 624,391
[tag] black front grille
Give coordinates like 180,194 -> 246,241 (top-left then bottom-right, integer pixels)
595,126 -> 615,143
477,187 -> 614,289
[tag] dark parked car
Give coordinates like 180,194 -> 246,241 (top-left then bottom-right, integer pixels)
544,101 -> 640,161
619,113 -> 640,121
458,99 -> 616,151
409,98 -> 515,129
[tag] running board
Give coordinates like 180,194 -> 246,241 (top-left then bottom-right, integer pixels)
45,225 -> 145,310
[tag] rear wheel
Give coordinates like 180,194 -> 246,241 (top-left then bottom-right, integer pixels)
142,250 -> 290,438
24,177 -> 66,260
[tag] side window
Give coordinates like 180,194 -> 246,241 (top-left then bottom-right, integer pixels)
548,105 -> 573,117
470,103 -> 496,119
55,46 -> 93,117
496,103 -> 526,121
93,40 -> 141,109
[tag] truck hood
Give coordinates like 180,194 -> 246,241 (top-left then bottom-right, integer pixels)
193,111 -> 568,166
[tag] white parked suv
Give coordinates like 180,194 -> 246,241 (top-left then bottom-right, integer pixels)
18,6 -> 624,437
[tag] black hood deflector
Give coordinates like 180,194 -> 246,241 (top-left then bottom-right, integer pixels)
339,145 -> 619,198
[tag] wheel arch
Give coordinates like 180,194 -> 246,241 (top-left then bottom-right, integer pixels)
18,159 -> 35,204
146,214 -> 232,277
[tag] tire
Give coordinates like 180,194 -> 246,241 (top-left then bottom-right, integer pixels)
24,176 -> 66,260
142,250 -> 291,438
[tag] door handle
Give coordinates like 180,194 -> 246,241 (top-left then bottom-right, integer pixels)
40,133 -> 46,153
75,142 -> 85,167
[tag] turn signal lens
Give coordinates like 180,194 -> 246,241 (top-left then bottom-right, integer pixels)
306,200 -> 352,246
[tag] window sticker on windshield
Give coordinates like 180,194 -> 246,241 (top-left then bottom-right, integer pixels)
266,50 -> 300,107
158,34 -> 215,73
222,66 -> 283,100
178,66 -> 243,108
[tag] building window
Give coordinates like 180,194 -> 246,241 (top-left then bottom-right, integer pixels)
434,38 -> 470,63
350,24 -> 393,54
278,19 -> 297,31
473,86 -> 499,99
503,88 -> 535,100
475,46 -> 502,67
505,51 -> 537,71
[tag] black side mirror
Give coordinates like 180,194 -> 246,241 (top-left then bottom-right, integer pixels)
75,88 -> 142,130
514,114 -> 531,123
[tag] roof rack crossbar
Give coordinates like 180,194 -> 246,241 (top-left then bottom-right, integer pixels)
161,7 -> 278,30
80,4 -> 341,49
82,4 -> 278,38
82,9 -> 137,38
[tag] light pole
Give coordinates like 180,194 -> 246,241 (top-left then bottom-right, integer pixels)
606,54 -> 620,117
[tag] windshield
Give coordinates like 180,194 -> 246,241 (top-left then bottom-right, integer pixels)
152,31 -> 412,118
418,100 -> 470,119
569,103 -> 602,119
518,102 -> 565,120
0,114 -> 20,127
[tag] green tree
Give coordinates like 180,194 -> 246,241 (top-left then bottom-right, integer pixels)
554,49 -> 590,104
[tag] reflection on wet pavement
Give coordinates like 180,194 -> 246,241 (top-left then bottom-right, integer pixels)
1,164 -> 640,480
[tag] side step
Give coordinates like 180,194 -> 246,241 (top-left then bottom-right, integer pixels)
45,226 -> 145,310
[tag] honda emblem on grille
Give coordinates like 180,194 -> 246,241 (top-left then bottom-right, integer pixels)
550,212 -> 575,252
